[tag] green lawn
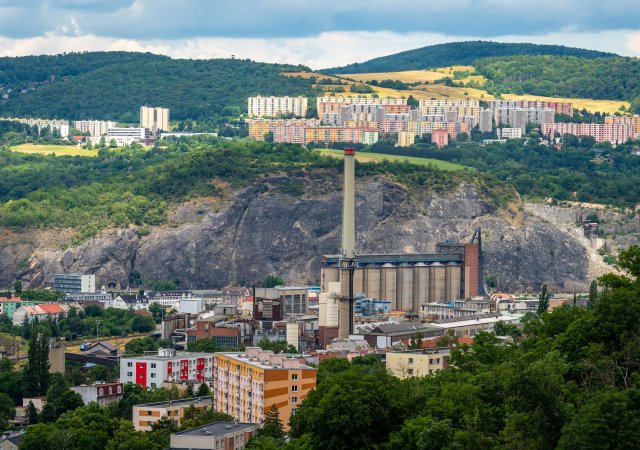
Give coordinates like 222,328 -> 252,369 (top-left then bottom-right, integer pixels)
11,143 -> 98,157
319,149 -> 468,171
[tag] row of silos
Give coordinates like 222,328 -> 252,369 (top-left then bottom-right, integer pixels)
321,262 -> 463,311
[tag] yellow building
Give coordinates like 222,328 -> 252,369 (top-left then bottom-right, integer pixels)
133,397 -> 213,431
386,349 -> 449,379
396,131 -> 417,147
213,348 -> 316,430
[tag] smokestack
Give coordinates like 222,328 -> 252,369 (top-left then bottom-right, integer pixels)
342,148 -> 356,259
338,148 -> 356,340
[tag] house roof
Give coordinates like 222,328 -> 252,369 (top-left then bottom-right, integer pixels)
93,341 -> 118,352
38,303 -> 65,314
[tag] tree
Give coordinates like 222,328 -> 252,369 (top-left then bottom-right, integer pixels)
588,279 -> 598,309
24,325 -> 51,397
152,280 -> 177,291
537,283 -> 551,315
408,333 -> 422,350
0,392 -> 15,429
188,338 -> 220,353
196,383 -> 210,397
14,280 -> 22,295
130,315 -> 155,333
262,405 -> 285,440
27,400 -> 39,424
261,274 -> 284,288
257,336 -> 297,354
124,337 -> 158,356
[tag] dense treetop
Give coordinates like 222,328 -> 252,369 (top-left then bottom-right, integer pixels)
324,41 -> 615,74
475,55 -> 640,101
0,53 -> 315,121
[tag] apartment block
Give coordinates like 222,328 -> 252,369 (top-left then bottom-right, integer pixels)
386,349 -> 450,379
248,96 -> 308,118
543,122 -> 636,145
479,109 -> 493,132
120,349 -> 216,389
246,119 -> 318,142
140,106 -> 170,133
432,129 -> 449,148
497,128 -> 523,139
133,397 -> 213,431
213,348 -> 317,429
73,120 -> 117,136
1,117 -> 70,137
493,107 -> 555,130
605,114 -> 640,134
396,131 -> 417,147
169,422 -> 259,450
489,99 -> 572,116
70,382 -> 123,406
316,96 -> 408,117
303,126 -> 378,146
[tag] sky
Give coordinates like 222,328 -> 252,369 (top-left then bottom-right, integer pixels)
0,0 -> 640,69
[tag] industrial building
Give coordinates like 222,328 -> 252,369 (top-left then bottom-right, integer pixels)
321,242 -> 481,311
318,148 -> 484,346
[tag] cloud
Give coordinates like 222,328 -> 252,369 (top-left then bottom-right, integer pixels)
0,29 -> 638,71
1,0 -> 640,40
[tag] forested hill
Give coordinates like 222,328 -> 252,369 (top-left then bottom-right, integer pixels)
0,52 -> 315,122
475,55 -> 640,101
323,40 -> 616,74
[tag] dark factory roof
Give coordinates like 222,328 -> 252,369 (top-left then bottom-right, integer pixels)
321,252 -> 463,266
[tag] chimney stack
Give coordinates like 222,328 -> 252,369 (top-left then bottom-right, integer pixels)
338,148 -> 356,339
342,148 -> 356,259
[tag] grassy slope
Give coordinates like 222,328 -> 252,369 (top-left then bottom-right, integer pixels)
319,149 -> 468,171
11,144 -> 98,157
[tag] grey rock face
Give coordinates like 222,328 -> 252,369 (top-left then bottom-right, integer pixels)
0,175 -> 615,292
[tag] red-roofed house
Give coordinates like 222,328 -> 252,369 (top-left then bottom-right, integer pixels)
12,303 -> 70,325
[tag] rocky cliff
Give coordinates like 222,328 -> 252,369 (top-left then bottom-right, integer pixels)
1,172 -> 630,292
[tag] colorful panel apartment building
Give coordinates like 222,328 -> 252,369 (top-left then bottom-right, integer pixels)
120,349 -> 216,389
213,348 -> 316,429
133,397 -> 213,431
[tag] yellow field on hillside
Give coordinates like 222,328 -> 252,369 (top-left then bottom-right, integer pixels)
434,65 -> 475,74
10,144 -> 98,156
342,70 -> 447,83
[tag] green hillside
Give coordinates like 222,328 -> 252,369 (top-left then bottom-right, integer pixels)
0,53 -> 316,122
323,41 -> 615,74
475,55 -> 640,102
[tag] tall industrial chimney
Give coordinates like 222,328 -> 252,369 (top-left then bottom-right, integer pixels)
338,148 -> 356,339
342,148 -> 356,259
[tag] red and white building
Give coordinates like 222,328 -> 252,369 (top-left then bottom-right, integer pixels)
120,349 -> 216,389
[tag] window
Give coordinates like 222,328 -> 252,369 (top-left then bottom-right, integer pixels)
291,397 -> 298,404
127,372 -> 132,377
291,408 -> 297,415
127,362 -> 132,367
99,388 -> 104,396
147,411 -> 153,416
151,373 -> 156,378
117,386 -> 122,393
291,374 -> 298,381
151,363 -> 156,368
408,358 -> 414,364
291,385 -> 298,392
408,369 -> 414,375
151,382 -> 157,388
147,421 -> 152,427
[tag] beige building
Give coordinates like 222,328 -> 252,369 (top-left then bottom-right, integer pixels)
396,131 -> 417,147
73,120 -> 116,136
133,396 -> 213,431
169,422 -> 258,450
213,348 -> 317,430
248,96 -> 308,118
386,349 -> 450,379
140,106 -> 170,133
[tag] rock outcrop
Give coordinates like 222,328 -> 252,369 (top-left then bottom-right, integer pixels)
2,173 -> 633,292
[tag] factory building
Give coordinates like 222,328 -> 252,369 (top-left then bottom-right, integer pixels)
321,241 -> 480,312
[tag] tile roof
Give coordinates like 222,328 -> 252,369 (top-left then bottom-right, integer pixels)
39,303 -> 65,314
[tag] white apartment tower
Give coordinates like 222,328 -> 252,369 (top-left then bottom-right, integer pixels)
140,106 -> 170,133
248,96 -> 308,118
74,120 -> 117,136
